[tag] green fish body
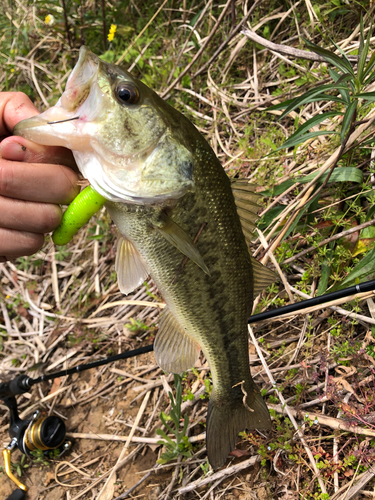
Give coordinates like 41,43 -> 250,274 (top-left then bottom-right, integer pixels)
14,46 -> 274,469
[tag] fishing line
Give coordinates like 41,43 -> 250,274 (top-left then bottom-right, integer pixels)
46,116 -> 80,125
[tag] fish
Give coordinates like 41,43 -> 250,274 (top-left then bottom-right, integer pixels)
14,46 -> 275,469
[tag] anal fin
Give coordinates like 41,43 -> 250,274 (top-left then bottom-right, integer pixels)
115,235 -> 149,295
251,256 -> 277,296
154,307 -> 201,373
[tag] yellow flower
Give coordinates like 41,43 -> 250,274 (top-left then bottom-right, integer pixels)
108,24 -> 117,42
45,14 -> 55,26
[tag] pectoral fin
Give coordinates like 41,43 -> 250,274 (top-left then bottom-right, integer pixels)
251,256 -> 277,295
153,215 -> 210,275
115,236 -> 149,295
154,307 -> 201,373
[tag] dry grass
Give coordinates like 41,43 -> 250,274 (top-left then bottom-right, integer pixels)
2,1 -> 375,499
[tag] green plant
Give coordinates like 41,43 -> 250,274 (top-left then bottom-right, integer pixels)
200,459 -> 210,475
272,17 -> 375,151
0,454 -> 29,477
30,449 -> 51,466
124,318 -> 149,333
156,374 -> 192,464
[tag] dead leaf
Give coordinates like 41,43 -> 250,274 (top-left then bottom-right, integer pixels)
50,377 -> 62,395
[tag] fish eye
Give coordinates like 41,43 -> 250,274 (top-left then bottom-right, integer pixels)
115,83 -> 140,105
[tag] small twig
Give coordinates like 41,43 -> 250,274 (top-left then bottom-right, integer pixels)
289,286 -> 375,325
177,455 -> 260,494
331,468 -> 375,500
268,403 -> 375,439
283,217 -> 375,264
113,468 -> 157,500
241,28 -> 360,62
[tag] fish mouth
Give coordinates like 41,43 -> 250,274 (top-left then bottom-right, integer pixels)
14,46 -> 99,142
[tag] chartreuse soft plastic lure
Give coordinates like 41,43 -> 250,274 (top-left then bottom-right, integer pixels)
52,185 -> 106,245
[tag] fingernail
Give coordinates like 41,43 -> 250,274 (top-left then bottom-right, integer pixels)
0,141 -> 27,161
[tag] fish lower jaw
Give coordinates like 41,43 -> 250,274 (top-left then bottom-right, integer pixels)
73,151 -> 193,204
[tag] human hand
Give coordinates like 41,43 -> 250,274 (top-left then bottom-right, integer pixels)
0,92 -> 80,261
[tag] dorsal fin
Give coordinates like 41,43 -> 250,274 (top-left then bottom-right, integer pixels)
231,180 -> 260,245
250,256 -> 277,296
154,307 -> 201,373
115,235 -> 149,295
231,181 -> 276,294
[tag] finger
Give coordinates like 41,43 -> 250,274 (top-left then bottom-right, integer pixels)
0,195 -> 62,233
0,136 -> 78,171
0,92 -> 40,136
0,227 -> 44,258
0,158 -> 80,203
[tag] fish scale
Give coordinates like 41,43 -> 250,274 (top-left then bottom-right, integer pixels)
14,45 -> 275,469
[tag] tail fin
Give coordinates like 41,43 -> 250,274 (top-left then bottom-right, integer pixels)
206,390 -> 271,469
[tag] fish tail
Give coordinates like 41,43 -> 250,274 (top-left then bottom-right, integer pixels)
206,386 -> 271,469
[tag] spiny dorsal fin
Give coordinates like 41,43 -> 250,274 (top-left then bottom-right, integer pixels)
115,235 -> 149,295
250,256 -> 277,296
231,180 -> 261,244
154,307 -> 201,373
153,214 -> 210,275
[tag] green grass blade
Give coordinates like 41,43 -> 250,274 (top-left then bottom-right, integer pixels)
276,111 -> 341,151
357,16 -> 370,83
328,69 -> 351,103
288,111 -> 341,137
268,98 -> 296,111
298,166 -> 363,184
353,91 -> 375,102
363,52 -> 375,81
330,39 -> 357,76
316,261 -> 331,296
276,130 -> 337,151
313,94 -> 346,104
279,84 -> 350,120
340,100 -> 357,144
303,38 -> 355,76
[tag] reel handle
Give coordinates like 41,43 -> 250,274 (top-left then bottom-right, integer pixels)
6,490 -> 26,500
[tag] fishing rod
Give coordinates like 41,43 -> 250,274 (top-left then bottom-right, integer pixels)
2,278 -> 375,499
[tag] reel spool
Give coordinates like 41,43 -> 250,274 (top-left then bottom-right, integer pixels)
2,395 -> 70,499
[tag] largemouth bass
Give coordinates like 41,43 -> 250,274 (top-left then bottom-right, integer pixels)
14,46 -> 275,469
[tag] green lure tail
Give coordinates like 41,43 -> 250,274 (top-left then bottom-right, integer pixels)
52,186 -> 106,245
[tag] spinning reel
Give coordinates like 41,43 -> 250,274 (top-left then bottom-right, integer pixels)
1,375 -> 71,499
2,279 -> 375,499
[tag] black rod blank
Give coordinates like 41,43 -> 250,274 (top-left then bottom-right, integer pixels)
248,278 -> 375,324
